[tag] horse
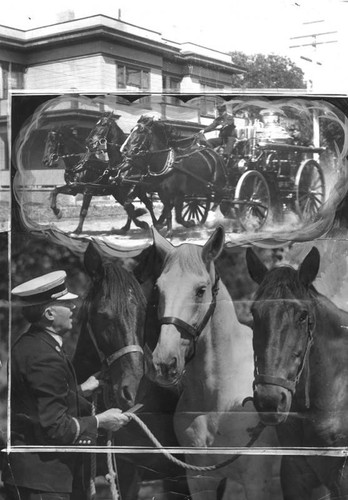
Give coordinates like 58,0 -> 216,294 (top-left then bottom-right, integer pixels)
42,119 -> 154,234
121,115 -> 227,233
73,242 -> 190,499
85,111 -> 126,169
246,247 -> 348,499
145,226 -> 279,499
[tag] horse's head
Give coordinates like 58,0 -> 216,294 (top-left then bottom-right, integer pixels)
83,242 -> 146,410
42,129 -> 63,167
246,247 -> 320,425
147,226 -> 224,387
86,112 -> 125,154
121,116 -> 170,158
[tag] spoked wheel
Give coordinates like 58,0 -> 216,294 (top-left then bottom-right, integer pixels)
235,170 -> 271,231
294,159 -> 325,221
181,197 -> 211,225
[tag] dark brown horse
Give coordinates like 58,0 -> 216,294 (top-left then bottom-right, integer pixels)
246,247 -> 348,499
73,242 -> 189,499
42,119 -> 152,234
121,116 -> 227,232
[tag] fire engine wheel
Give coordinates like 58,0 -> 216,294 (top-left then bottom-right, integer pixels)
294,159 -> 325,221
235,170 -> 271,231
181,197 -> 211,225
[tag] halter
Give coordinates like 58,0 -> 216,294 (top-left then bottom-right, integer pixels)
253,314 -> 314,405
86,321 -> 143,369
157,271 -> 220,360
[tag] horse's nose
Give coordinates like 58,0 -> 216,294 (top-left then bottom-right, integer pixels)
115,383 -> 136,409
159,357 -> 178,379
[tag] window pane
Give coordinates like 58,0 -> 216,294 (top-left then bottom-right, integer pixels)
126,67 -> 141,88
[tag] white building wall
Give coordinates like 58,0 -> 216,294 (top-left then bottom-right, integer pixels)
25,55 -> 105,90
180,76 -> 201,93
102,57 -> 117,89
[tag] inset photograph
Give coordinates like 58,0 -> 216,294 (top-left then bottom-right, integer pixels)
12,94 -> 348,247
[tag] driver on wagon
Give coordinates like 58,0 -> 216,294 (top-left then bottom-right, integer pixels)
201,103 -> 238,156
3,270 -> 130,500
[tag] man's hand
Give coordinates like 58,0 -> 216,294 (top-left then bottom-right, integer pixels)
80,374 -> 101,397
96,408 -> 131,431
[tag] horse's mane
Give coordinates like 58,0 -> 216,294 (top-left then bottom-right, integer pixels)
81,260 -> 146,321
163,244 -> 208,276
254,266 -> 319,305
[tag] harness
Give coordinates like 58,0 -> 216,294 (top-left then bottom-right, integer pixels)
85,321 -> 143,370
253,314 -> 314,407
157,271 -> 220,361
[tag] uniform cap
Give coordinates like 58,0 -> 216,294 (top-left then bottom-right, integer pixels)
11,271 -> 78,306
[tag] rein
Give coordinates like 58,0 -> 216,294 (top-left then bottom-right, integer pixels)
253,317 -> 314,407
158,271 -> 220,360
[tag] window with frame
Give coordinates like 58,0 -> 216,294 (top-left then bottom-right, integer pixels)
162,75 -> 181,93
117,64 -> 150,90
1,62 -> 25,99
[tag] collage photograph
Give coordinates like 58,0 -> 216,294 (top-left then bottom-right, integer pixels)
1,1 -> 348,499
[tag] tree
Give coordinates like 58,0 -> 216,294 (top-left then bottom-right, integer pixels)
230,51 -> 306,89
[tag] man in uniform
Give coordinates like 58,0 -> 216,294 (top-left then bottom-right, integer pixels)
201,103 -> 238,156
3,270 -> 130,500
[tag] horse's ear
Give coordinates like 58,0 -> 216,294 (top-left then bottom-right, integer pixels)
298,247 -> 320,287
202,226 -> 225,264
246,248 -> 268,284
152,227 -> 174,260
84,242 -> 103,279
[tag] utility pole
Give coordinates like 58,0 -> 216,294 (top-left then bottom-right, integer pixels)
289,20 -> 338,91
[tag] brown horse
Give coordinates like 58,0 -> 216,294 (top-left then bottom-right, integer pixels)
121,116 -> 227,232
246,247 -> 348,499
73,242 -> 190,499
42,119 -> 152,234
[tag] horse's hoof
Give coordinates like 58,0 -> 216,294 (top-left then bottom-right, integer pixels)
71,228 -> 82,235
138,222 -> 149,230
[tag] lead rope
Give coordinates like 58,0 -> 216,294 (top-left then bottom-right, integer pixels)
89,395 -> 97,499
122,413 -> 265,472
90,394 -> 121,500
106,431 -> 120,500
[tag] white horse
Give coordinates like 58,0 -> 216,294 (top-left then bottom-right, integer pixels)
146,226 -> 280,500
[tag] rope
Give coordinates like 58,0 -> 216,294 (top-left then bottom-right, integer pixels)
89,396 -> 97,499
123,413 -> 266,472
106,431 -> 120,500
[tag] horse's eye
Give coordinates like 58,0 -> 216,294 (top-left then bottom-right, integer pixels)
299,311 -> 308,323
196,286 -> 206,298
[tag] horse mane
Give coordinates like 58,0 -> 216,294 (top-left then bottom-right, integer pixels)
163,244 -> 208,276
80,259 -> 146,321
254,266 -> 318,303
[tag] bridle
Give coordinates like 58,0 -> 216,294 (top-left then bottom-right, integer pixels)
253,313 -> 315,404
86,320 -> 143,370
157,271 -> 220,361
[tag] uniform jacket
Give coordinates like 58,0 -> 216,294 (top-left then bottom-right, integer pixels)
2,325 -> 98,493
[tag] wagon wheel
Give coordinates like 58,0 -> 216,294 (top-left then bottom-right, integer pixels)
235,170 -> 271,231
181,197 -> 211,225
294,159 -> 325,221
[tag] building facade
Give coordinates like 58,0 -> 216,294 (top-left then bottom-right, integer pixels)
0,14 -> 246,177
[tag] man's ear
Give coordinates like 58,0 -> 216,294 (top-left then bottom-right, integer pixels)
43,306 -> 54,321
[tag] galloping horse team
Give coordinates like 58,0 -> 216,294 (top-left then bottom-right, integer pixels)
42,112 -> 227,234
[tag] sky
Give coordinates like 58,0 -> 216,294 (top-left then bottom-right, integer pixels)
2,0 -> 347,91
1,0 -> 346,55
